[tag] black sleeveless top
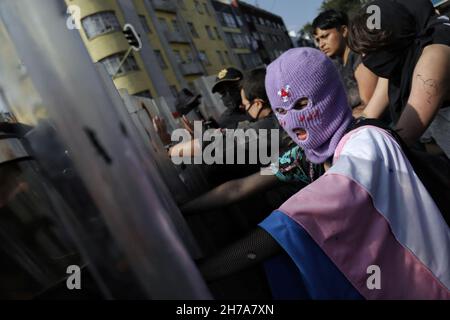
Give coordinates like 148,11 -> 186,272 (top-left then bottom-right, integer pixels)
362,0 -> 450,124
333,51 -> 363,110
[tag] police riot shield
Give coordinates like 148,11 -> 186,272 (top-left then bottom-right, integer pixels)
0,0 -> 211,299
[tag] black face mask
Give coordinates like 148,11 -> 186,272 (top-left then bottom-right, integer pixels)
360,0 -> 434,79
220,88 -> 242,110
360,0 -> 443,123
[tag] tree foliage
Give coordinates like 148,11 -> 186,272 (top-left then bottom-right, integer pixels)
320,0 -> 365,16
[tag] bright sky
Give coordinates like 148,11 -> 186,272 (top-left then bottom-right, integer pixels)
245,0 -> 324,35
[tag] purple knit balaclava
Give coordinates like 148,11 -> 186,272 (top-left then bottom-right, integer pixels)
265,48 -> 352,164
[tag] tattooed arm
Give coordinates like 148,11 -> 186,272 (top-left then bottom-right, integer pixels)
396,44 -> 450,146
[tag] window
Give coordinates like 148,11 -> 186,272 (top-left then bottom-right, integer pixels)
134,90 -> 153,99
158,18 -> 169,33
154,50 -> 168,69
203,3 -> 210,15
214,27 -> 221,39
139,15 -> 151,33
205,25 -> 215,40
171,19 -> 181,33
187,22 -> 199,38
100,52 -> 139,76
199,51 -> 210,65
224,50 -> 231,64
235,15 -> 243,27
216,51 -> 225,65
227,33 -> 238,48
250,53 -> 262,67
194,0 -> 203,14
231,33 -> 246,48
244,35 -> 251,45
225,32 -> 234,47
222,13 -> 237,28
82,11 -> 121,39
173,50 -> 184,64
185,50 -> 193,63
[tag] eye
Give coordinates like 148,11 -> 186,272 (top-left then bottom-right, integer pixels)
275,108 -> 287,115
293,98 -> 309,110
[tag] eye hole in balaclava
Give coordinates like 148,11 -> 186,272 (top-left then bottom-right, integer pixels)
293,97 -> 309,110
275,97 -> 309,115
275,107 -> 287,115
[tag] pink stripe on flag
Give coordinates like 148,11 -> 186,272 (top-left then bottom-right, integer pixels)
279,174 -> 450,300
333,125 -> 395,162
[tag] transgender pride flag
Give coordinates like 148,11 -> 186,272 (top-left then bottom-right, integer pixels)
260,126 -> 450,300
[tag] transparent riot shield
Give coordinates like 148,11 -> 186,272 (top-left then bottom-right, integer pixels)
0,0 -> 211,299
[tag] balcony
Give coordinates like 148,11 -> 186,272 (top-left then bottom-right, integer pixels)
151,0 -> 177,13
180,62 -> 203,76
164,30 -> 190,44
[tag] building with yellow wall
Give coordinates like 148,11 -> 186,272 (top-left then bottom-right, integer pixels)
131,0 -> 185,95
65,0 -> 239,100
66,0 -> 162,98
178,0 -> 239,76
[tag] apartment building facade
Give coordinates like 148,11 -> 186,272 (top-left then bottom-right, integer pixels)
178,0 -> 240,77
237,1 -> 293,64
211,0 -> 261,70
211,0 -> 292,69
66,0 -> 236,99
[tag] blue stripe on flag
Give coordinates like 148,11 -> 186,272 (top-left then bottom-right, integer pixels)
259,211 -> 363,300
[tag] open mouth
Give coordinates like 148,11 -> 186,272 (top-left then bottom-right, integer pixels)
293,128 -> 308,141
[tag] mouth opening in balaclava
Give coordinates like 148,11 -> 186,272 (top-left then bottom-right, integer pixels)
265,48 -> 353,164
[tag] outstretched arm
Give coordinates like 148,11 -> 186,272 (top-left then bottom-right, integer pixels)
361,76 -> 390,119
198,227 -> 282,282
181,172 -> 281,215
395,44 -> 450,146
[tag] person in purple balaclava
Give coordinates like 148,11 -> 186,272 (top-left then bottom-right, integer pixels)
265,47 -> 353,165
198,48 -> 449,300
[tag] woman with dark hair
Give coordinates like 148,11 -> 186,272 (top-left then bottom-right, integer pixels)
348,0 -> 450,151
312,9 -> 378,117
